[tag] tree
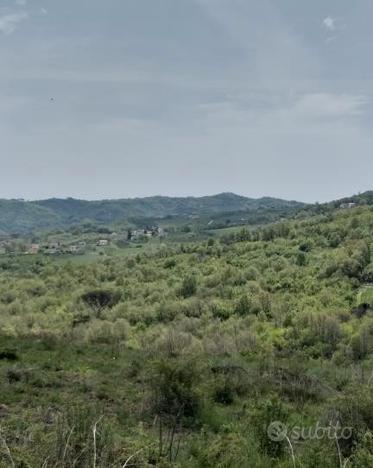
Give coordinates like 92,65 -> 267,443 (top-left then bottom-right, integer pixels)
178,275 -> 197,298
81,289 -> 121,313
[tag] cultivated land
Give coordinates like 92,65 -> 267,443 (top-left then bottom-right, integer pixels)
0,200 -> 372,466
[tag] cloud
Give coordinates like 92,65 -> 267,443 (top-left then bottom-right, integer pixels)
0,11 -> 28,35
323,16 -> 336,31
40,8 -> 47,15
293,93 -> 367,118
15,0 -> 27,5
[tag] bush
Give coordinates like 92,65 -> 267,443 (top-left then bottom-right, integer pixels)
328,387 -> 373,458
43,407 -> 118,467
81,289 -> 121,312
252,398 -> 290,459
178,275 -> 198,298
362,264 -> 373,283
349,325 -> 371,361
196,431 -> 256,467
234,295 -> 261,316
149,359 -> 202,425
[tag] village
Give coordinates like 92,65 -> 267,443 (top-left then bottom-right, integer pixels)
0,225 -> 167,256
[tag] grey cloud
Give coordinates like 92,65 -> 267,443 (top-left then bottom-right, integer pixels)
323,16 -> 336,31
0,11 -> 27,35
0,0 -> 372,201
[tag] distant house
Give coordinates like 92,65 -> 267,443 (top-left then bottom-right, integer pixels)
158,227 -> 167,238
97,239 -> 109,246
131,230 -> 145,240
29,244 -> 40,255
129,226 -> 167,241
43,241 -> 61,255
0,241 -> 6,255
340,202 -> 357,209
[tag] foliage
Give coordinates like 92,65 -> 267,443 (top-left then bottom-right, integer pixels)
0,205 -> 372,466
0,193 -> 305,234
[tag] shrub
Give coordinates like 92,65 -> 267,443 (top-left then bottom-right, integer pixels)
81,289 -> 121,312
43,407 -> 118,467
362,264 -> 373,283
327,387 -> 373,458
0,349 -> 18,361
234,295 -> 261,316
352,431 -> 373,467
350,325 -> 371,361
252,398 -> 290,459
178,275 -> 197,298
149,359 -> 202,425
210,301 -> 232,321
196,431 -> 255,467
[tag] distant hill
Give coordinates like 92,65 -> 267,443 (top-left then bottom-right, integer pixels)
330,191 -> 373,207
0,200 -> 60,235
0,193 -> 304,234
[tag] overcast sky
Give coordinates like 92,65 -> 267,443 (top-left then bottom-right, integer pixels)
0,0 -> 372,202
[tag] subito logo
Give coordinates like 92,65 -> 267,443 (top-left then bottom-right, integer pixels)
267,421 -> 287,442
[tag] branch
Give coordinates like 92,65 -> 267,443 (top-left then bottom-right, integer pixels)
93,416 -> 103,468
285,435 -> 296,468
122,448 -> 144,467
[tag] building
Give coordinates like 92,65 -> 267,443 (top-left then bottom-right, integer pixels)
340,202 -> 357,209
29,244 -> 40,255
130,230 -> 146,240
97,239 -> 109,246
158,227 -> 167,238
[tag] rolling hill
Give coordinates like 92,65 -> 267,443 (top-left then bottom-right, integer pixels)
0,193 -> 305,234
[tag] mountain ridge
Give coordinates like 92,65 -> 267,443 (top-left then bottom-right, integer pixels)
0,193 -> 304,234
0,191 -> 372,235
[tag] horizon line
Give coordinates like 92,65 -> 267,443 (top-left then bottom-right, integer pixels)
0,189 -> 370,205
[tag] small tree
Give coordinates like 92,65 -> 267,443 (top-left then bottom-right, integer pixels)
178,275 -> 197,298
81,289 -> 121,314
149,359 -> 202,462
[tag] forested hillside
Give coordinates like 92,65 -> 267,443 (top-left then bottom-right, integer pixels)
0,200 -> 60,235
0,205 -> 372,466
0,193 -> 304,234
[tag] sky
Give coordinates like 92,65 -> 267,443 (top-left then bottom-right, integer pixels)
0,0 -> 372,202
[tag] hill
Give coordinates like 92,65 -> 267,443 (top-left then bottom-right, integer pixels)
0,193 -> 305,234
330,190 -> 373,207
0,200 -> 60,235
0,204 -> 372,466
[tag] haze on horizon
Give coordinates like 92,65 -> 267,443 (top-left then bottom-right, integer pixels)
0,0 -> 372,204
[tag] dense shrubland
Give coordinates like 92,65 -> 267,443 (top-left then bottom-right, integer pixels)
0,206 -> 372,466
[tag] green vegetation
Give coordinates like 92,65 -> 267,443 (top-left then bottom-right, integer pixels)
0,205 -> 372,466
0,193 -> 305,234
